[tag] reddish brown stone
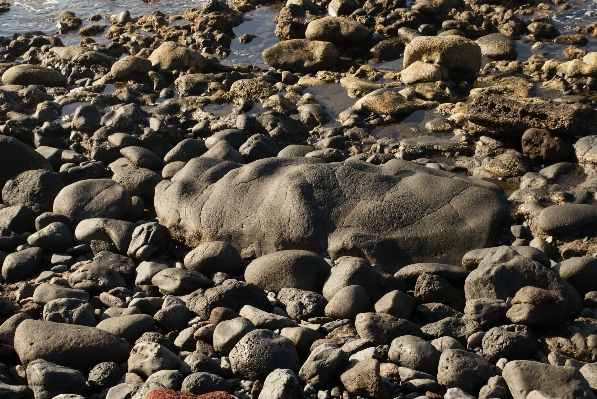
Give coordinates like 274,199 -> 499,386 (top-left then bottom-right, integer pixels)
194,324 -> 216,343
146,389 -> 235,399
506,286 -> 567,329
195,340 -> 218,357
209,307 -> 239,325
326,324 -> 358,339
521,128 -> 572,162
340,358 -> 390,399
146,388 -> 199,399
197,392 -> 235,399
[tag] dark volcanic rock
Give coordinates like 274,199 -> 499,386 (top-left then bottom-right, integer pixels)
155,157 -> 508,273
229,329 -> 299,380
521,128 -> 572,162
2,170 -> 65,213
0,135 -> 53,189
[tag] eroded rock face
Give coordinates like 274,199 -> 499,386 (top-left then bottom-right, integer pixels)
466,94 -> 597,137
155,157 -> 508,273
148,42 -> 220,72
403,35 -> 482,77
262,39 -> 338,73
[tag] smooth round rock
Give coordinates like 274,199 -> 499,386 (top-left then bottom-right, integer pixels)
553,257 -> 597,295
27,222 -> 73,252
213,317 -> 256,355
110,55 -> 152,81
244,250 -> 331,293
53,179 -> 132,224
2,64 -> 67,86
355,312 -> 423,346
181,372 -> 230,395
151,268 -> 212,296
389,335 -> 440,375
14,320 -> 131,371
324,285 -> 371,319
184,241 -> 244,277
96,314 -> 156,343
120,146 -> 163,171
537,204 -> 597,235
2,247 -> 46,283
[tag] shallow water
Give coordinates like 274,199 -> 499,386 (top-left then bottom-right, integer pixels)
0,0 -> 197,39
222,6 -> 280,68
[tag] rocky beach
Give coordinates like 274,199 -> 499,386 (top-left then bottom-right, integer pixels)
2,0 -> 597,397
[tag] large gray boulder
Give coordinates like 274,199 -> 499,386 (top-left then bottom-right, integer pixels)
244,250 -> 331,293
53,179 -> 131,224
155,157 -> 508,273
13,320 -> 131,371
502,360 -> 595,399
26,359 -> 87,399
2,170 -> 65,213
464,246 -> 582,319
0,135 -> 53,189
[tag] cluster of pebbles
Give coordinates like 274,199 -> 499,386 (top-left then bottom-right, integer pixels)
3,0 -> 597,397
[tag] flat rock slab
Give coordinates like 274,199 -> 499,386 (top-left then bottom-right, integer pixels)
155,157 -> 508,273
14,320 -> 131,371
466,94 -> 597,137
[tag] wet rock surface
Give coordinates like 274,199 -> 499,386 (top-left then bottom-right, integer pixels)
2,0 -> 597,397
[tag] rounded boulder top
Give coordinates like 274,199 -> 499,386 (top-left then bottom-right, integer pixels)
53,179 -> 132,224
0,135 -> 53,189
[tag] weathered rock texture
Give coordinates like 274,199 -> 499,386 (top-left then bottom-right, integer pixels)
466,94 -> 597,137
155,157 -> 508,273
